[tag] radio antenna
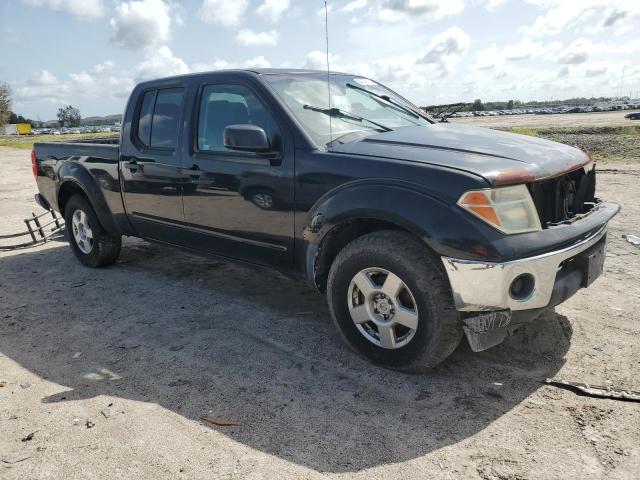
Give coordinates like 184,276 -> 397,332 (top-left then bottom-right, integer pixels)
324,1 -> 332,145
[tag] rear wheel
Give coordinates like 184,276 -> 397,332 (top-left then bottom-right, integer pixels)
64,194 -> 121,268
327,230 -> 463,372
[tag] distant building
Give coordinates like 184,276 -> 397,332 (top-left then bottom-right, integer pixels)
1,123 -> 32,135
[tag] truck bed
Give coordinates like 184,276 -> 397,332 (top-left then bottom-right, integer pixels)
33,137 -> 120,161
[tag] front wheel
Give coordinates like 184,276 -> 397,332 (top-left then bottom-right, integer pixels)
327,230 -> 463,372
64,194 -> 121,268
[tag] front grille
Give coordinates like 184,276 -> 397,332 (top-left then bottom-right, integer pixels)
528,165 -> 596,227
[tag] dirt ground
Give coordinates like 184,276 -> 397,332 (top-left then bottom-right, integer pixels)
1,137 -> 639,479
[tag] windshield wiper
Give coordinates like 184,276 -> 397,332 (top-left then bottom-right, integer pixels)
346,83 -> 424,120
302,105 -> 392,132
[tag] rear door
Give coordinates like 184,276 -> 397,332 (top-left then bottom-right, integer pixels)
180,80 -> 295,270
120,86 -> 188,241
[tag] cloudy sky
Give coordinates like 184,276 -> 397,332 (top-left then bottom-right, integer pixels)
1,0 -> 639,120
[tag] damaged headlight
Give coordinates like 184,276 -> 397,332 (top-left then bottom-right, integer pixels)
457,184 -> 542,235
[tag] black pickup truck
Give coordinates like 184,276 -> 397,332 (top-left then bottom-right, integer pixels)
32,69 -> 619,371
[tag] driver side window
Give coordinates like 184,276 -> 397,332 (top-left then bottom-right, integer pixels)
197,84 -> 278,153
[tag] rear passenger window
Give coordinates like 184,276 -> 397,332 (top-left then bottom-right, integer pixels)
136,87 -> 184,149
137,91 -> 156,146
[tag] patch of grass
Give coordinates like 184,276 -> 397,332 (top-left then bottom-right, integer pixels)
508,127 -> 540,137
0,132 -> 119,150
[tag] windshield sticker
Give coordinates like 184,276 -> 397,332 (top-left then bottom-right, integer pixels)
353,77 -> 377,86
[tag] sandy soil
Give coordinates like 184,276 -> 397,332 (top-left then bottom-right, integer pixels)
451,110 -> 638,128
1,143 -> 639,479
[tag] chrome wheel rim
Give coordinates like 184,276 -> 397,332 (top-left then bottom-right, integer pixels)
347,267 -> 419,349
71,209 -> 94,254
253,193 -> 273,209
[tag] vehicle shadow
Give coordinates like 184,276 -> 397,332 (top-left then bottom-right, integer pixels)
0,239 -> 573,473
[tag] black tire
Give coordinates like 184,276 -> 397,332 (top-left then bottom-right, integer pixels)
64,194 -> 121,268
327,230 -> 463,372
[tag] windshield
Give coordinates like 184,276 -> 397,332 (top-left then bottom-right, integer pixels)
263,73 -> 432,147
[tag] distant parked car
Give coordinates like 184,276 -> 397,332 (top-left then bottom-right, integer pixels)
625,112 -> 640,120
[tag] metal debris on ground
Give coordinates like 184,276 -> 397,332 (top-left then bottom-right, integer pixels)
72,352 -> 82,359
623,234 -> 640,246
19,382 -> 30,389
0,209 -> 65,251
101,408 -> 112,418
21,432 -> 35,442
1,455 -> 32,465
0,381 -> 6,388
544,378 -> 640,402
85,420 -> 95,429
200,415 -> 241,427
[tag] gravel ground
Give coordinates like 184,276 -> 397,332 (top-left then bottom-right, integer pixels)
534,129 -> 639,162
1,142 -> 639,479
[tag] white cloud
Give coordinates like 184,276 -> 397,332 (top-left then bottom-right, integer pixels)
502,38 -> 545,61
377,0 -> 464,22
110,0 -> 172,50
585,63 -> 607,77
14,62 -> 134,110
303,50 -> 338,70
556,38 -> 592,64
200,0 -> 248,26
482,0 -> 509,11
557,51 -> 588,65
342,0 -> 367,12
417,27 -> 471,75
520,0 -> 640,38
256,0 -> 289,22
474,46 -> 500,70
192,56 -> 272,72
135,46 -> 190,80
235,29 -> 279,47
22,0 -> 105,19
30,69 -> 59,86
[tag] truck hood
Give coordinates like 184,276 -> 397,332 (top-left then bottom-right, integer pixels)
329,124 -> 591,186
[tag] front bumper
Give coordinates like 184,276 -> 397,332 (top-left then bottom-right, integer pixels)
442,223 -> 608,312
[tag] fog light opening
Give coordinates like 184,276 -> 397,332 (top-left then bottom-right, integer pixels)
509,274 -> 535,300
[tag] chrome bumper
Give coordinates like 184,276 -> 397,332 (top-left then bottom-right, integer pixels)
442,224 -> 608,312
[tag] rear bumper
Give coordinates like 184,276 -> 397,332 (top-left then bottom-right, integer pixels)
442,221 -> 610,313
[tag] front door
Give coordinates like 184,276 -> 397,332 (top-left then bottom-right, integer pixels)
181,82 -> 294,270
120,86 -> 188,242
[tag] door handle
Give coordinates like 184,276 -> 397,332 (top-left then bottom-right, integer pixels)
181,165 -> 203,177
124,160 -> 138,172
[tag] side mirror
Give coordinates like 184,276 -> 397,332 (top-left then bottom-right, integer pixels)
223,124 -> 271,153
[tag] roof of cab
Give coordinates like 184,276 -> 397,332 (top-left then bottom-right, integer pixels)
134,68 -> 352,88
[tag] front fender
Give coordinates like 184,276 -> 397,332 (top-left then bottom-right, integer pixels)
57,162 -> 121,237
300,179 -> 503,286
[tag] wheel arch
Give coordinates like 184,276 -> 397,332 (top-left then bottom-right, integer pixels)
57,163 -> 121,237
302,181 -> 452,292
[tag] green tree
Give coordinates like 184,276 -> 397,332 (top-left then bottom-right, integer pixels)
507,99 -> 514,110
472,99 -> 484,111
57,105 -> 81,127
0,82 -> 11,127
8,112 -> 33,125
